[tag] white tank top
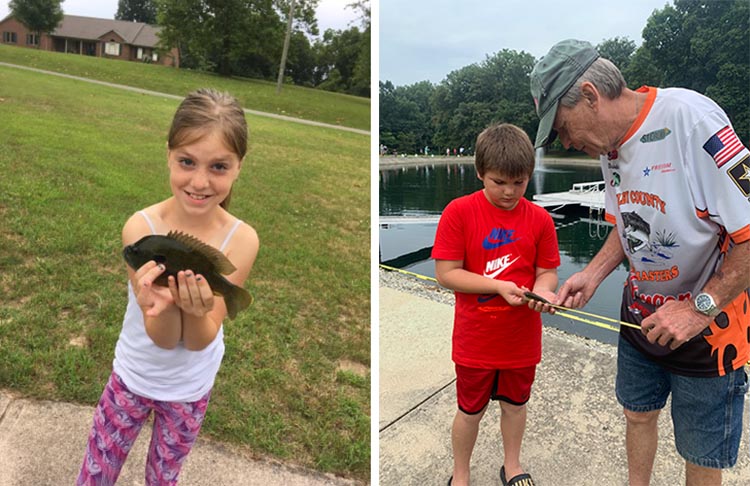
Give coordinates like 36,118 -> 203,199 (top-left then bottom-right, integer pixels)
113,212 -> 242,402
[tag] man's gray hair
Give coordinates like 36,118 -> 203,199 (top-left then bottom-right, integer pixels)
560,57 -> 626,107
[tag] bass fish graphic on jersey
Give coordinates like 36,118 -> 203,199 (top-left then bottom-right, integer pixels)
621,211 -> 679,265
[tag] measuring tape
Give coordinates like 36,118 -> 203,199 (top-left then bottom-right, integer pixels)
380,264 -> 637,330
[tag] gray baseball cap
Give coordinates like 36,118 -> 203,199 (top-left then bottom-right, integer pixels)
530,39 -> 599,148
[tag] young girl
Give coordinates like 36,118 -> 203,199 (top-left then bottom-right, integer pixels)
77,88 -> 259,485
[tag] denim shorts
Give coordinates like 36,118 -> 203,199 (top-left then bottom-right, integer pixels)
616,335 -> 748,469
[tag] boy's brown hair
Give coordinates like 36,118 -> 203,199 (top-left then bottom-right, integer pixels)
474,123 -> 535,178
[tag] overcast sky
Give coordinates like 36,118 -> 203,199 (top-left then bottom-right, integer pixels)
0,0 -> 360,36
380,0 -> 672,87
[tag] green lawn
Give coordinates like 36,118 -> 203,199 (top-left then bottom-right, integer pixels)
0,43 -> 370,131
0,64 -> 370,480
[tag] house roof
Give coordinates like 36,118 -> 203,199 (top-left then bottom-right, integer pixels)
51,15 -> 163,47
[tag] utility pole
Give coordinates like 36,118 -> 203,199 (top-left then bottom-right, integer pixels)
276,0 -> 296,94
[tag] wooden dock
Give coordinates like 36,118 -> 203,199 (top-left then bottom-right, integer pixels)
532,180 -> 606,210
379,215 -> 440,225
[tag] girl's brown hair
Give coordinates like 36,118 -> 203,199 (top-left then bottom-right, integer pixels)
168,88 -> 248,209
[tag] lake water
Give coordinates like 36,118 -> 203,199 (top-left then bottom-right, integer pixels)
379,161 -> 630,345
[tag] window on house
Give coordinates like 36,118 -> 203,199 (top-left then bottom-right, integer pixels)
26,33 -> 39,46
152,52 -> 158,62
136,47 -> 143,60
104,41 -> 120,56
3,32 -> 18,43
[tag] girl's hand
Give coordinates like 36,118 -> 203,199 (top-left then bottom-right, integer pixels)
134,261 -> 175,317
498,281 -> 527,307
168,270 -> 215,317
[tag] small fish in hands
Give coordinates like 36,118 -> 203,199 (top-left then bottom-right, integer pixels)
123,231 -> 252,319
523,291 -> 552,304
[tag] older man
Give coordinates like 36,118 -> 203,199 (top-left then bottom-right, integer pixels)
531,39 -> 750,485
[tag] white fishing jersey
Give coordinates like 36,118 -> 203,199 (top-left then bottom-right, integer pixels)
601,86 -> 750,376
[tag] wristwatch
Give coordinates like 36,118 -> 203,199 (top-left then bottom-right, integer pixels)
693,292 -> 721,317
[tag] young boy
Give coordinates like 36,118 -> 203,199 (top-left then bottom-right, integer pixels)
432,123 -> 560,486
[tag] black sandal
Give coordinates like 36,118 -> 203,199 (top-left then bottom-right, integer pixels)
501,466 -> 535,486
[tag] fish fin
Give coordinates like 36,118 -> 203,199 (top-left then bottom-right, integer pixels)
166,230 -> 237,275
224,285 -> 253,320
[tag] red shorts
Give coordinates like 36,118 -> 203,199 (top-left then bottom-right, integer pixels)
455,363 -> 536,414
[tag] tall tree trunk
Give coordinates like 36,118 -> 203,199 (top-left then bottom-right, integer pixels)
218,29 -> 231,76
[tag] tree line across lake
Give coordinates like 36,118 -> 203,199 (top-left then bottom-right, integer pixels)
380,0 -> 749,156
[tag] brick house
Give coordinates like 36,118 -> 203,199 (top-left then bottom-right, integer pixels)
0,14 -> 179,67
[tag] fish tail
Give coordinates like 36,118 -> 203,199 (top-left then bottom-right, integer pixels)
225,285 -> 253,320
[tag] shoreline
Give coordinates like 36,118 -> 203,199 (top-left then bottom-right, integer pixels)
379,154 -> 600,169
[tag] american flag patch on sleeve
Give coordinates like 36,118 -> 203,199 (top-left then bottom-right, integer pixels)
702,125 -> 744,168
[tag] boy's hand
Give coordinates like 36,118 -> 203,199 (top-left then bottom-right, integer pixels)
497,281 -> 527,306
525,289 -> 557,314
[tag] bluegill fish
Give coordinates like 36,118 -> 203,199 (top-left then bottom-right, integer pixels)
123,231 -> 252,319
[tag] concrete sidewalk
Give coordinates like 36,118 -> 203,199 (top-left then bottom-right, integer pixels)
379,286 -> 750,485
0,391 -> 359,485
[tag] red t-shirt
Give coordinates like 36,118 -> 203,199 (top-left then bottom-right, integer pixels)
432,191 -> 560,369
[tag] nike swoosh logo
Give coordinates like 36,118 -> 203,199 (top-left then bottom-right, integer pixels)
482,256 -> 520,279
482,229 -> 518,250
482,236 -> 518,250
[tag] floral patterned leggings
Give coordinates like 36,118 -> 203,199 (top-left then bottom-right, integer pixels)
76,372 -> 211,486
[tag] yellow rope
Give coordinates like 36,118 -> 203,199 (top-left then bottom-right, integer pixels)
548,309 -> 631,332
379,264 -> 640,331
379,264 -> 440,282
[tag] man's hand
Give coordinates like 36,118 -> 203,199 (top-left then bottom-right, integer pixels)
555,271 -> 597,309
640,299 -> 714,350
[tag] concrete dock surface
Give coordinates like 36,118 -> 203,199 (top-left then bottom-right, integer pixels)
379,286 -> 750,485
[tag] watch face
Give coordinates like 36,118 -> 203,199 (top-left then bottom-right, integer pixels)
695,293 -> 716,314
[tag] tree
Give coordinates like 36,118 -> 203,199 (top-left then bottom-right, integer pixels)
379,81 -> 435,154
596,37 -> 636,72
640,0 -> 749,141
380,1 -> 748,154
349,18 -> 370,97
285,30 -> 317,86
622,46 -> 665,89
157,0 -> 327,81
431,49 -> 537,150
380,49 -> 538,154
116,0 -> 157,24
316,27 -> 368,96
157,0 -> 285,77
314,1 -> 370,97
274,0 -> 320,91
9,0 -> 63,48
276,0 -> 319,35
